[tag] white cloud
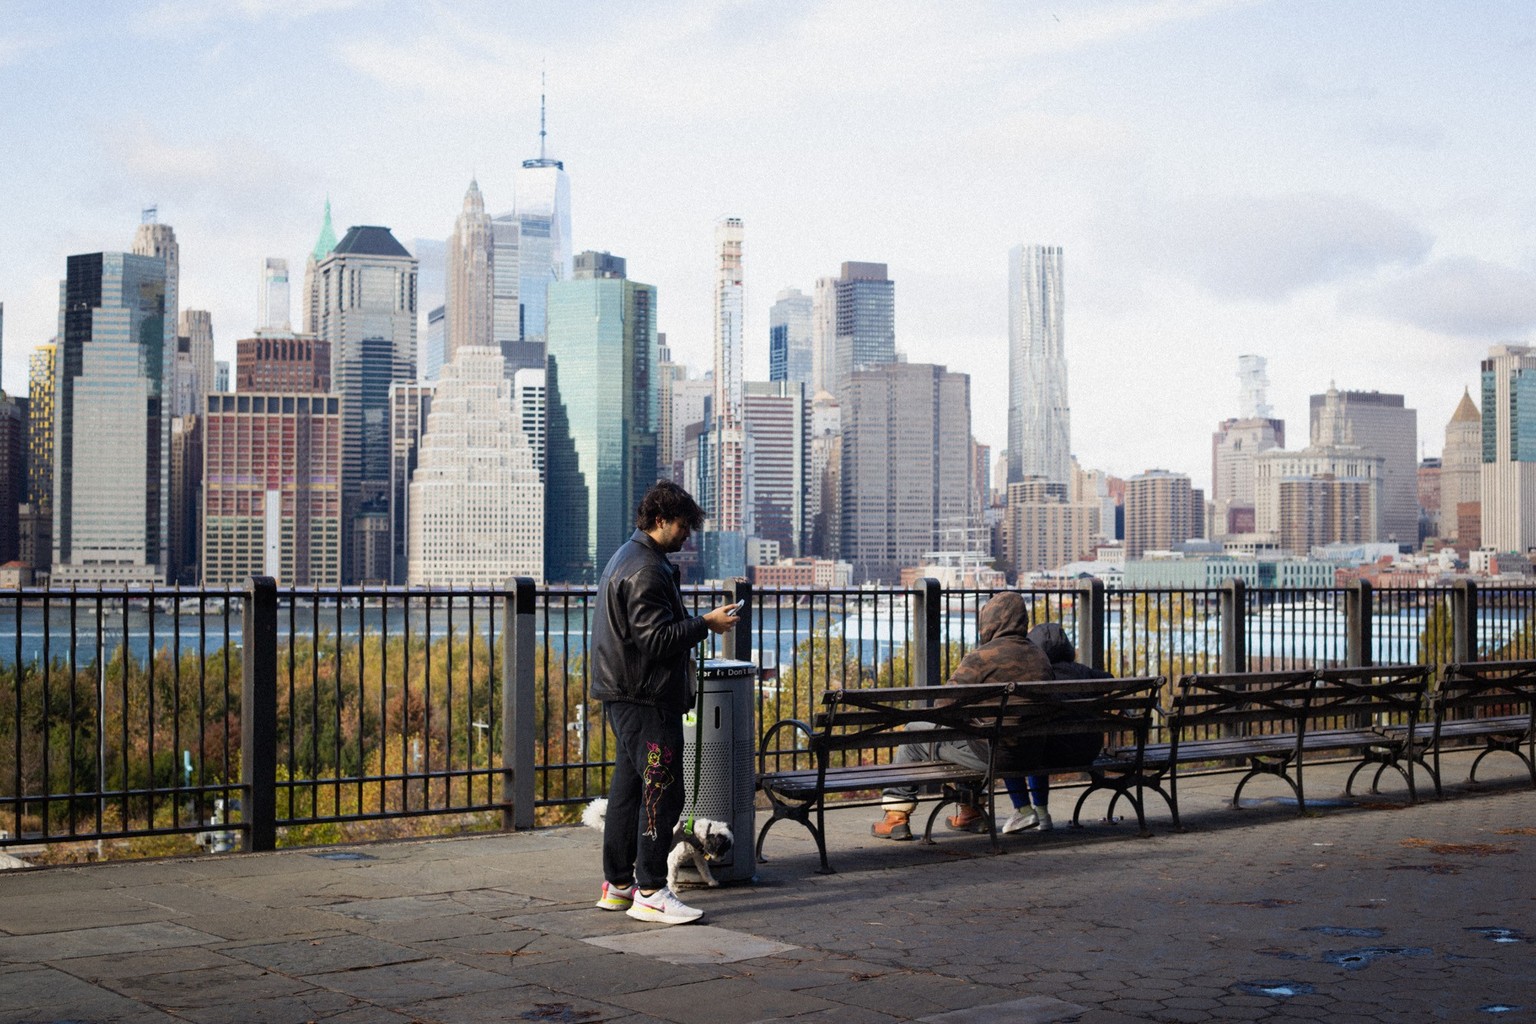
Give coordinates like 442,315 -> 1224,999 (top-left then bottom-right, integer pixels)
1346,257 -> 1536,338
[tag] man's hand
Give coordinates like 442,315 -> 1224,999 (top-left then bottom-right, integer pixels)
702,602 -> 741,634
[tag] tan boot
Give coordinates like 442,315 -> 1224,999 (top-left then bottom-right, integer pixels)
945,803 -> 991,833
871,809 -> 913,841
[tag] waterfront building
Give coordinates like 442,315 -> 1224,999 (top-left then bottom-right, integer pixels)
53,252 -> 173,585
769,287 -> 813,390
1007,244 -> 1070,487
1124,469 -> 1204,560
514,94 -> 572,348
1309,387 -> 1418,547
743,380 -> 808,557
201,392 -> 342,586
543,252 -> 657,583
831,262 -> 896,400
260,257 -> 290,331
1440,387 -> 1481,544
445,180 -> 494,363
1122,553 -> 1337,589
310,224 -> 417,582
236,332 -> 330,392
407,347 -> 541,585
840,362 -> 970,583
749,556 -> 852,588
388,381 -> 434,584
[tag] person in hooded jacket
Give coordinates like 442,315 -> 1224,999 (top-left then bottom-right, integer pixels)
1000,622 -> 1113,832
871,591 -> 1054,840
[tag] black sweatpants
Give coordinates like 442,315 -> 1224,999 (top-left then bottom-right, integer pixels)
601,701 -> 686,891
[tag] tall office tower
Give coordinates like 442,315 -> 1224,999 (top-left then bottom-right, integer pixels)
174,309 -> 214,417
654,334 -> 686,480
1310,386 -> 1417,547
445,180 -> 494,365
768,287 -> 813,390
215,361 -> 229,392
166,414 -> 200,584
709,218 -> 746,540
423,305 -> 446,381
840,363 -> 970,583
407,347 -> 542,584
236,333 -> 331,392
1479,344 -> 1536,552
0,395 -> 23,564
387,381 -> 434,584
131,211 -> 180,414
972,440 -> 992,516
1440,388 -> 1481,543
301,199 -> 338,334
667,377 -> 713,481
490,213 -> 520,344
515,92 -> 572,348
1002,479 -> 1100,577
513,366 -> 546,478
743,380 -> 809,556
543,252 -> 657,583
1277,475 -> 1376,554
201,392 -> 342,586
1418,457 -> 1441,542
1007,244 -> 1070,487
260,258 -> 290,331
311,224 -> 417,582
1211,417 -> 1284,537
811,276 -> 836,397
52,252 -> 172,584
807,392 -> 841,557
26,343 -> 54,509
831,262 -> 896,399
1124,469 -> 1202,559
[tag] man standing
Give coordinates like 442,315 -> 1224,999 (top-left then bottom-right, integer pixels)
590,481 -> 740,925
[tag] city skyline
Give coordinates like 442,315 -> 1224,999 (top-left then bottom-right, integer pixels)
3,2 -> 1536,492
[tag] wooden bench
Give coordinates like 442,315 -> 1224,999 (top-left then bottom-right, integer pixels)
1412,661 -> 1536,796
1104,665 -> 1430,829
754,677 -> 1164,873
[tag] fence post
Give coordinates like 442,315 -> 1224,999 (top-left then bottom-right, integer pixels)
241,576 -> 277,853
1079,579 -> 1106,673
1346,579 -> 1374,668
502,577 -> 537,831
911,577 -> 942,687
1452,578 -> 1478,665
722,577 -> 752,663
1220,578 -> 1247,674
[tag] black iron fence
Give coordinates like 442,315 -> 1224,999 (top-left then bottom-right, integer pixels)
2,576 -> 1531,858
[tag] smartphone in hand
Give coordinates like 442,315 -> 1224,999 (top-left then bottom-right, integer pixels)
725,599 -> 748,617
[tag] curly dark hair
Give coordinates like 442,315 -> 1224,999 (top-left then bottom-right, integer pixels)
636,480 -> 705,531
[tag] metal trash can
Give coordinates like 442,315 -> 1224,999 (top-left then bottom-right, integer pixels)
681,658 -> 757,884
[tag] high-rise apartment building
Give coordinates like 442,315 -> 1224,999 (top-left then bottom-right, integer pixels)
1309,387 -> 1417,546
236,333 -> 330,392
840,363 -> 970,582
260,258 -> 290,331
543,252 -> 657,583
53,252 -> 173,584
407,347 -> 542,585
201,392 -> 342,586
0,395 -> 23,565
1479,344 -> 1536,553
768,287 -> 813,390
387,381 -> 434,584
743,380 -> 808,557
1212,417 -> 1284,536
310,224 -> 417,582
1007,244 -> 1070,487
808,393 -> 841,558
1255,446 -> 1383,546
708,218 -> 746,549
811,275 -> 836,398
1124,469 -> 1203,559
1002,479 -> 1100,577
831,262 -> 896,399
1440,388 -> 1480,543
514,96 -> 572,348
1277,475 -> 1375,555
446,179 -> 494,363
26,343 -> 54,510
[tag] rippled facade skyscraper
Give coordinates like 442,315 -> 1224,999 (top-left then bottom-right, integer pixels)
1007,244 -> 1071,487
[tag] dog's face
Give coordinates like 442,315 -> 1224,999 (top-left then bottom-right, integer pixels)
687,819 -> 734,862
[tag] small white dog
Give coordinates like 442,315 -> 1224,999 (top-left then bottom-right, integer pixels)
582,798 -> 735,890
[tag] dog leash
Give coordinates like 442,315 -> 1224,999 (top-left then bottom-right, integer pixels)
685,642 -> 705,835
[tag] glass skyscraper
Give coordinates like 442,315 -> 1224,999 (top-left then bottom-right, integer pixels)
543,253 -> 657,584
1007,244 -> 1071,487
831,262 -> 895,398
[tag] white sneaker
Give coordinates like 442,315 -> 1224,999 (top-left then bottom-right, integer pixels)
625,886 -> 703,925
1001,806 -> 1054,834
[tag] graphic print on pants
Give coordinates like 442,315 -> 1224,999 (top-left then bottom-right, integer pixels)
641,741 -> 675,839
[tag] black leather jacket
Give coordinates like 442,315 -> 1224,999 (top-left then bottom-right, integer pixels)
589,529 -> 708,713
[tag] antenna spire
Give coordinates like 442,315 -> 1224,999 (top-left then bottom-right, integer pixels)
539,66 -> 547,161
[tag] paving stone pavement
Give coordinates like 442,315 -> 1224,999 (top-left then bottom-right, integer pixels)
2,751 -> 1534,1023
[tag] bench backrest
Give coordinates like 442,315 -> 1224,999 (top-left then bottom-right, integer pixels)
996,677 -> 1164,741
1309,665 -> 1430,728
813,683 -> 1015,754
1438,661 -> 1536,724
1170,665 -> 1428,738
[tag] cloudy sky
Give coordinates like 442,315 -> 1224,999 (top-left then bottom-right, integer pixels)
4,0 -> 1536,492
